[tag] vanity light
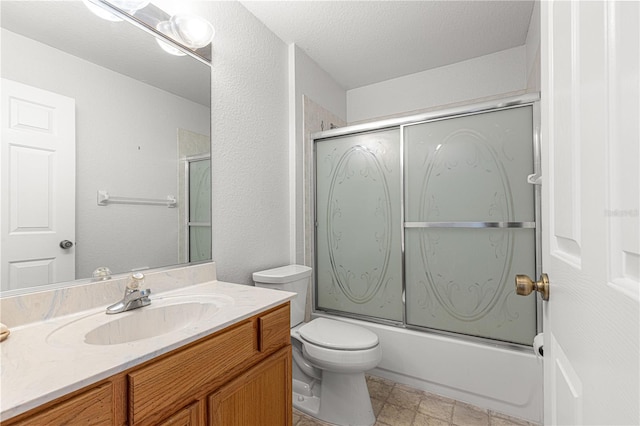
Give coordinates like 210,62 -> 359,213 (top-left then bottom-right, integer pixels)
169,14 -> 215,49
83,0 -> 215,59
83,0 -> 149,22
108,0 -> 150,11
155,15 -> 215,56
156,21 -> 187,56
82,0 -> 122,22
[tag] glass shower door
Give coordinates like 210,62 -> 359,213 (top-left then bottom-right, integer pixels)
315,129 -> 403,321
188,158 -> 211,262
403,106 -> 537,345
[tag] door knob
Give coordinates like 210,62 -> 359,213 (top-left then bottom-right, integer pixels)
59,240 -> 74,249
515,273 -> 549,301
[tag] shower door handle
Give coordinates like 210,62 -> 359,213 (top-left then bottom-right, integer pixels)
515,273 -> 549,301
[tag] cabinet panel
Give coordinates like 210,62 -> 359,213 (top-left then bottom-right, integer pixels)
158,401 -> 204,426
208,347 -> 292,426
129,320 -> 255,425
9,382 -> 115,426
258,303 -> 290,353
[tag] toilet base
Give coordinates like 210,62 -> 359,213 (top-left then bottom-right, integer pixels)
293,372 -> 376,426
293,378 -> 320,418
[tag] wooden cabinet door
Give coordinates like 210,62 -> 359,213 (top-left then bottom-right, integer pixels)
157,401 -> 204,426
208,347 -> 292,426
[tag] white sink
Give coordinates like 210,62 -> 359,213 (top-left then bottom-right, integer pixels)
47,295 -> 233,346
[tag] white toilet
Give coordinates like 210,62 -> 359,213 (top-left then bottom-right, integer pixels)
253,265 -> 382,426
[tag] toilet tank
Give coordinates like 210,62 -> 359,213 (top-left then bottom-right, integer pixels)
253,265 -> 312,327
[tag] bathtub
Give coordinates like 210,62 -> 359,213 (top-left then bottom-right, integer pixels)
313,313 -> 543,424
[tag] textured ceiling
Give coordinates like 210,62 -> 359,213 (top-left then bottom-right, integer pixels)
241,0 -> 535,90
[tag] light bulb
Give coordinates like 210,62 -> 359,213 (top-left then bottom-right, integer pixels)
170,15 -> 215,49
83,0 -> 149,22
156,21 -> 187,56
107,0 -> 150,12
82,0 -> 122,21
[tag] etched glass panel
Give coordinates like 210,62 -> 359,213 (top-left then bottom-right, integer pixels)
188,159 -> 211,262
315,129 -> 402,321
404,106 -> 536,345
405,228 -> 536,344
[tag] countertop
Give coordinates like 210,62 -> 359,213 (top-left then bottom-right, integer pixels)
0,280 -> 295,421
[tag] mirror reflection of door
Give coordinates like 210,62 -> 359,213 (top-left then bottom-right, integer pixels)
187,157 -> 211,262
1,79 -> 76,290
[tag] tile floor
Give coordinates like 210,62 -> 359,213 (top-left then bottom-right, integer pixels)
293,375 -> 540,426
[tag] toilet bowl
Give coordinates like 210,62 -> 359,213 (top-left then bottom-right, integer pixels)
253,265 -> 381,426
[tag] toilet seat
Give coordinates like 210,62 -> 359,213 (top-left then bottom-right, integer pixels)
298,318 -> 379,350
294,318 -> 382,373
302,341 -> 382,373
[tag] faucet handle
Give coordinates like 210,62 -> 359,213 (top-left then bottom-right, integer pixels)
139,288 -> 151,297
127,272 -> 145,290
92,266 -> 112,281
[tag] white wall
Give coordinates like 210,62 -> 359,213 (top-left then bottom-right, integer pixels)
1,29 -> 210,279
525,0 -> 541,91
192,2 -> 291,284
291,45 -> 346,264
293,46 -> 347,122
346,46 -> 528,123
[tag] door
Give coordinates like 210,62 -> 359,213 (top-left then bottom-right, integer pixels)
1,79 -> 76,290
208,347 -> 292,426
187,157 -> 211,262
314,129 -> 403,322
541,1 -> 639,424
403,105 -> 538,345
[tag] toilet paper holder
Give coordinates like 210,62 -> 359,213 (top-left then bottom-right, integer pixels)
533,333 -> 544,358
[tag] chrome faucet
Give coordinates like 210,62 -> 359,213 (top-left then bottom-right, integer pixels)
106,272 -> 151,314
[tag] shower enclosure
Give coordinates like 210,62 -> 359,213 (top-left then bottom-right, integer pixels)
314,97 -> 540,346
186,156 -> 211,262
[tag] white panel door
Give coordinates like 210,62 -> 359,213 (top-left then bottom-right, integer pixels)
541,1 -> 639,424
1,79 -> 76,290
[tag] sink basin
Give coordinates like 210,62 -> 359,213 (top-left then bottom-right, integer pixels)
47,294 -> 233,346
85,301 -> 216,345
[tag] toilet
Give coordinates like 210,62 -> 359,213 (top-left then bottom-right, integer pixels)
253,265 -> 381,426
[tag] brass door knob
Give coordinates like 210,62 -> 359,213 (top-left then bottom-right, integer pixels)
515,273 -> 549,301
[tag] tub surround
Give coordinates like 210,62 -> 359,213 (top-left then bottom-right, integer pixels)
0,262 -> 296,421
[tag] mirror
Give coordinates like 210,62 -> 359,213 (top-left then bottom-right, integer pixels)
1,1 -> 212,293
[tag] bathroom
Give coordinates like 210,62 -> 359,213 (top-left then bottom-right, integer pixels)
1,1 -> 639,426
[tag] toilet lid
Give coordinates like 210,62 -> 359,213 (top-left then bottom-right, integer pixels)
298,318 -> 379,350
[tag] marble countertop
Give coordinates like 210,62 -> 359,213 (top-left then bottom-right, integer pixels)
0,280 -> 295,421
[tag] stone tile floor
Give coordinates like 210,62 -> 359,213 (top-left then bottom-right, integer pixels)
293,375 -> 540,426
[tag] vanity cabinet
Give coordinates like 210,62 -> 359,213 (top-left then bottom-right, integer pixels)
4,303 -> 292,426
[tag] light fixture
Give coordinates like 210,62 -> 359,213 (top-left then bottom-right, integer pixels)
83,0 -> 149,22
82,0 -> 214,60
82,0 -> 122,22
155,21 -> 187,57
155,15 -> 215,56
108,0 -> 150,11
169,15 -> 215,49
